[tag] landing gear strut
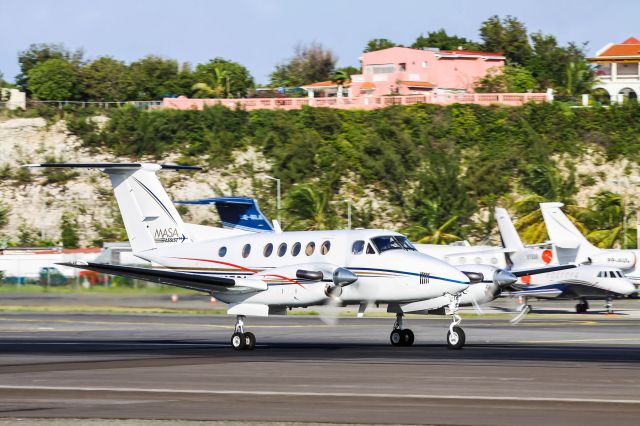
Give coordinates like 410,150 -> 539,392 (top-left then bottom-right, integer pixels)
231,315 -> 256,351
605,297 -> 614,314
446,295 -> 465,350
575,299 -> 589,313
390,313 -> 414,346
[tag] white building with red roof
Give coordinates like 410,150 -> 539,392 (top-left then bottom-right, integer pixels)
589,37 -> 640,100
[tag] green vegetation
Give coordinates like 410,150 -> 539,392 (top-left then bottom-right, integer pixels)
269,42 -> 337,88
66,101 -> 640,247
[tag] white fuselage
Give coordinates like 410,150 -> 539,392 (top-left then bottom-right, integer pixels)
138,229 -> 471,307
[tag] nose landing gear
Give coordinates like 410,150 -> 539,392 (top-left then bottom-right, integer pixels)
231,315 -> 256,351
446,295 -> 465,350
390,313 -> 414,346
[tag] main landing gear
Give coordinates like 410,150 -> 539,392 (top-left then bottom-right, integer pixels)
575,299 -> 589,313
390,313 -> 414,346
231,315 -> 256,351
605,297 -> 614,314
446,295 -> 465,350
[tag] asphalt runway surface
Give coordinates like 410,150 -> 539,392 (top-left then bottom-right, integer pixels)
0,308 -> 639,425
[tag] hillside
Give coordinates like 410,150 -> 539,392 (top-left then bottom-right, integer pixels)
1,102 -> 639,247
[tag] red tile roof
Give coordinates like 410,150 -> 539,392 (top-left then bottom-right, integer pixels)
359,82 -> 376,89
594,37 -> 640,58
440,49 -> 504,57
303,81 -> 336,88
401,81 -> 435,87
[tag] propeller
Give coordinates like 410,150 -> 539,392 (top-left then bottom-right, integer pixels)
296,267 -> 358,325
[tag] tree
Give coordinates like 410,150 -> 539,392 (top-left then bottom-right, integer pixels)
270,42 -> 337,87
129,55 -> 186,100
0,203 -> 10,229
330,68 -> 350,97
512,195 -> 587,244
475,65 -> 536,93
60,212 -> 80,248
364,38 -> 397,52
479,15 -> 532,64
407,215 -> 462,244
580,191 -> 635,249
27,59 -> 81,100
411,29 -> 482,51
80,57 -> 132,101
16,43 -> 83,92
284,185 -> 333,230
193,58 -> 254,98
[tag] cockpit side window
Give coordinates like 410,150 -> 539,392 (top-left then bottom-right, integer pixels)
352,240 -> 365,255
366,243 -> 376,254
618,271 -> 624,278
597,271 -> 602,278
371,235 -> 417,253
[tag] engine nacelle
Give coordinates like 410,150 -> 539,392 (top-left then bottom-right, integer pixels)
588,251 -> 636,269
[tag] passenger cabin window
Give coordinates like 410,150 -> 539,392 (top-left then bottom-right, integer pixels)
321,241 -> 331,255
305,242 -> 316,256
242,244 -> 251,258
371,235 -> 416,253
291,242 -> 301,256
366,243 -> 376,254
263,243 -> 273,257
352,240 -> 365,255
278,243 -> 287,257
219,247 -> 227,257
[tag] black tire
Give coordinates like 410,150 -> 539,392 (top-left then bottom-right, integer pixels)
231,332 -> 246,350
403,329 -> 415,346
446,326 -> 465,350
575,303 -> 584,313
390,329 -> 403,346
244,332 -> 256,350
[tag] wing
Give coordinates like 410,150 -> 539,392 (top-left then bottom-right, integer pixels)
511,264 -> 576,277
58,262 -> 266,294
504,288 -> 564,297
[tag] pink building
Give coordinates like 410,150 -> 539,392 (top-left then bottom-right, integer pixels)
302,46 -> 505,97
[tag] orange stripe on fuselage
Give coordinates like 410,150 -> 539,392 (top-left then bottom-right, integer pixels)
171,257 -> 305,288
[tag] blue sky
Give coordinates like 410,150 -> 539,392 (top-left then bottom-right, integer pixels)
1,0 -> 638,84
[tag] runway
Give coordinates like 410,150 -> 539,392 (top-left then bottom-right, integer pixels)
0,312 -> 639,425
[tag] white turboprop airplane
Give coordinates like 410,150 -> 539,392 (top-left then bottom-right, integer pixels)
541,202 -> 640,291
494,207 -> 635,315
27,162 -> 485,350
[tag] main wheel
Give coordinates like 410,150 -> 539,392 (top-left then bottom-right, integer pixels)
244,332 -> 256,350
231,332 -> 246,350
575,303 -> 585,313
390,329 -> 403,346
446,326 -> 465,350
402,329 -> 415,346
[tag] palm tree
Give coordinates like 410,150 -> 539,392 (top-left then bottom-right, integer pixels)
407,215 -> 462,244
191,82 -> 219,98
284,185 -> 332,230
581,191 -> 636,249
330,69 -> 350,98
214,68 -> 231,98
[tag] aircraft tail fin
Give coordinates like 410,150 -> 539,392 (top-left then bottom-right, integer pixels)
495,208 -> 525,251
176,196 -> 274,232
26,163 -> 199,254
539,202 -> 593,250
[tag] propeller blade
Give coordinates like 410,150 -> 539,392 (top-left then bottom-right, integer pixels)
509,302 -> 531,325
318,295 -> 342,326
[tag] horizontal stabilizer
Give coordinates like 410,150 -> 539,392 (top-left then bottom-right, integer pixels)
176,196 -> 273,232
57,262 -> 266,293
25,163 -> 201,171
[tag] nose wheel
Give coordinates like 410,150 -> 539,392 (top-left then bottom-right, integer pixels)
231,315 -> 257,351
446,294 -> 465,350
390,313 -> 414,346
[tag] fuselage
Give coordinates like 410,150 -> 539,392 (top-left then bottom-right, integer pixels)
138,229 -> 471,307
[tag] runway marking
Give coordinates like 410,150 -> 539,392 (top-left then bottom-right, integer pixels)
520,337 -> 640,344
0,385 -> 638,405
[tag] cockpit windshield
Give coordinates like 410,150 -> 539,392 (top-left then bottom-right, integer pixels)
371,235 -> 417,253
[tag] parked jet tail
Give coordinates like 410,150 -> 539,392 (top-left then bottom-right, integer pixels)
176,196 -> 274,232
539,202 -> 594,249
25,162 -> 200,254
495,207 -> 524,251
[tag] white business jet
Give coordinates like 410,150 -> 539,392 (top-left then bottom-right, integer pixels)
494,207 -> 635,315
27,163 -> 476,350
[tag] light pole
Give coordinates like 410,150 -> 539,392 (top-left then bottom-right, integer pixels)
344,199 -> 352,230
265,175 -> 281,224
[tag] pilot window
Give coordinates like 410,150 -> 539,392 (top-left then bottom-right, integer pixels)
366,243 -> 376,254
371,235 -> 417,253
242,244 -> 251,258
617,271 -> 624,278
597,271 -> 603,278
305,242 -> 316,256
608,271 -> 616,278
291,242 -> 301,256
278,243 -> 287,257
263,243 -> 273,257
321,241 -> 331,255
352,240 -> 365,255
219,246 -> 227,257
